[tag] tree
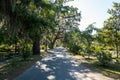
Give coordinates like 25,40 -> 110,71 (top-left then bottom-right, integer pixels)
0,0 -> 81,56
0,0 -> 56,55
47,1 -> 81,49
63,27 -> 82,54
80,23 -> 95,58
103,2 -> 120,58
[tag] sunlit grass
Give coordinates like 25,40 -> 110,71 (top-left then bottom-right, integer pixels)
71,55 -> 120,79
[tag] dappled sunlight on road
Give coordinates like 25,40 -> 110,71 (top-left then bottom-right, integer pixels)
15,47 -> 113,80
47,75 -> 56,80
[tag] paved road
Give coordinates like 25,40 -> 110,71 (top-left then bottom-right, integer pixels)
15,47 -> 113,80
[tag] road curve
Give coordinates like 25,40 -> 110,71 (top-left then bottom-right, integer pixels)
15,47 -> 113,80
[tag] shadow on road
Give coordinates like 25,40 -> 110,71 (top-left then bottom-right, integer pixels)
15,47 -> 109,80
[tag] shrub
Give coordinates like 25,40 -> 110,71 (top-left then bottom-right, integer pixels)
116,57 -> 120,63
8,58 -> 19,66
22,50 -> 31,60
97,51 -> 112,66
79,51 -> 85,57
40,45 -> 45,50
69,44 -> 80,55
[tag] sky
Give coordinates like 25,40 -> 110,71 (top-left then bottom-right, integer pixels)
66,0 -> 120,31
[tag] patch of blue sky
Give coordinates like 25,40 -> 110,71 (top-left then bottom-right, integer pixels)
66,0 -> 120,31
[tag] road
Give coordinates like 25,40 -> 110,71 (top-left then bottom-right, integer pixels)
15,47 -> 113,80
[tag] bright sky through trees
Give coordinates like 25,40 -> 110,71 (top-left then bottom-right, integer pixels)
66,0 -> 120,31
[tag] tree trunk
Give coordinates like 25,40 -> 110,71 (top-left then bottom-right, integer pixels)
114,29 -> 120,59
50,39 -> 56,49
45,38 -> 47,51
50,42 -> 54,49
116,43 -> 119,58
32,40 -> 40,55
0,0 -> 16,16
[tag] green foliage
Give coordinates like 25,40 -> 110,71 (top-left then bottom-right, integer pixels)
8,58 -> 19,66
97,51 -> 112,66
69,44 -> 80,55
22,50 -> 31,60
40,45 -> 46,50
116,57 -> 120,63
79,51 -> 85,57
102,2 -> 120,58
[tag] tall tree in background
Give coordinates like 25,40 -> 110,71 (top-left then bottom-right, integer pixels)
80,24 -> 95,58
47,0 -> 81,49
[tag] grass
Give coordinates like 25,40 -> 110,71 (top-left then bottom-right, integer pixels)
90,61 -> 120,79
72,55 -> 120,79
0,51 -> 48,80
